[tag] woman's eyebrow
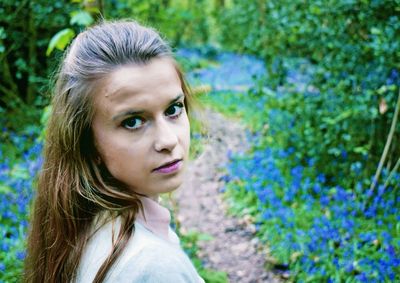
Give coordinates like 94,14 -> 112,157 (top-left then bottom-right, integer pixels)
112,110 -> 145,121
170,93 -> 184,104
112,94 -> 184,121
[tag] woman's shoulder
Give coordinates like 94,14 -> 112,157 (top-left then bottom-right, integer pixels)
76,217 -> 203,283
74,217 -> 151,281
110,239 -> 204,283
109,223 -> 203,282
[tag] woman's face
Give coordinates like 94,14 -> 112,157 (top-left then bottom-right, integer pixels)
91,58 -> 190,200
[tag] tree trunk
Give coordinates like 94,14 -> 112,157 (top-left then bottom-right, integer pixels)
0,39 -> 19,99
26,0 -> 37,104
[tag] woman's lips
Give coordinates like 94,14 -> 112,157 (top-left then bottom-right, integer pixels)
153,159 -> 182,174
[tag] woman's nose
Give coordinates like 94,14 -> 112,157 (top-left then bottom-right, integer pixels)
153,120 -> 178,153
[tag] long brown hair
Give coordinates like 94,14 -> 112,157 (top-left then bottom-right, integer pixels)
24,20 -> 193,283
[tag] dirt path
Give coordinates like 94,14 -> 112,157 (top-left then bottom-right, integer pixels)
175,109 -> 282,283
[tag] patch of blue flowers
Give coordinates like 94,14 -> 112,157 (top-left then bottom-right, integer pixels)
225,145 -> 399,282
177,47 -> 266,91
0,132 -> 42,282
178,47 -> 400,282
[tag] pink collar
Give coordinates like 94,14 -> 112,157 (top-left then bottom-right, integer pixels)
136,196 -> 171,241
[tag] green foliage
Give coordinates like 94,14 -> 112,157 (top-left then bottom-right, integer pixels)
1,0 -> 219,130
175,56 -> 218,75
218,0 -> 400,71
0,0 -> 75,131
0,127 -> 42,282
106,0 -> 216,46
39,105 -> 52,141
46,1 -> 96,56
70,10 -> 94,26
0,0 -> 101,133
0,27 -> 6,53
199,90 -> 267,132
216,0 -> 400,188
193,46 -> 399,280
2,0 -> 399,281
46,28 -> 76,56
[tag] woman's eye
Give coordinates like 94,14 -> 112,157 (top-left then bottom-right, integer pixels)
165,102 -> 184,118
121,117 -> 145,130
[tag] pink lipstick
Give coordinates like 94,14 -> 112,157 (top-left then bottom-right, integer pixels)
153,160 -> 182,174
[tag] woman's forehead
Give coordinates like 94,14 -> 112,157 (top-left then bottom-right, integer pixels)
92,58 -> 184,117
104,58 -> 181,98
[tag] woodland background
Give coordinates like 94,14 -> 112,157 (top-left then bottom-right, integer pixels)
0,0 -> 399,282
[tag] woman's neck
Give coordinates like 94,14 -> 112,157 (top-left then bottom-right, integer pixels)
136,196 -> 171,241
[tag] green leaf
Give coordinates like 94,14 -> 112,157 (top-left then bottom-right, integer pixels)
377,85 -> 388,95
353,146 -> 368,155
11,164 -> 29,180
197,233 -> 214,242
0,26 -> 6,39
0,184 -> 12,194
328,147 -> 341,156
322,110 -> 352,125
39,105 -> 52,141
40,105 -> 52,126
46,28 -> 76,56
70,10 -> 94,27
310,5 -> 322,15
370,27 -> 381,35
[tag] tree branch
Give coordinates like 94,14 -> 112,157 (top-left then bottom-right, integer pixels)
383,155 -> 400,189
0,83 -> 22,104
26,0 -> 37,104
366,88 -> 400,203
1,39 -> 19,96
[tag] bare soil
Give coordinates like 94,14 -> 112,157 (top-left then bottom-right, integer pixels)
175,109 -> 283,283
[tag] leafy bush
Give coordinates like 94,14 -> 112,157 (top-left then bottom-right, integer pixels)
216,0 -> 400,186
106,0 -> 215,46
0,0 -> 75,97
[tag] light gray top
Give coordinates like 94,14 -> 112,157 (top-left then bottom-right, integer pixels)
75,197 -> 204,283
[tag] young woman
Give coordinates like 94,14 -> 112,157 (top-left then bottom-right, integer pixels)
25,20 -> 204,283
